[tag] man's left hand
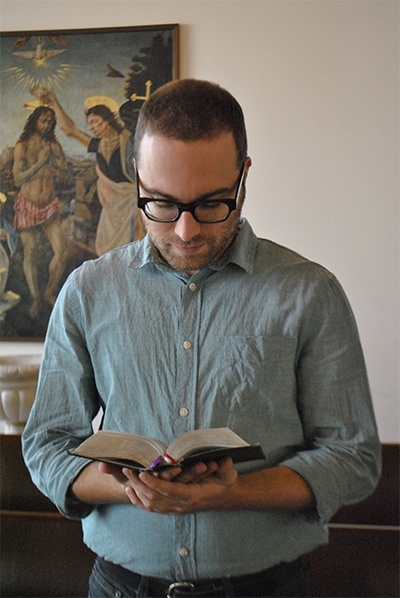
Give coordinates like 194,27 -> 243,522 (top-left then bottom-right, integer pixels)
121,457 -> 237,514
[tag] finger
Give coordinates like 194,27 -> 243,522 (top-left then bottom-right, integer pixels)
213,458 -> 238,485
125,485 -> 143,507
99,462 -> 122,475
216,457 -> 235,472
174,460 -> 230,484
126,472 -> 184,512
124,469 -> 166,500
172,462 -> 209,484
157,466 -> 183,481
98,462 -> 133,485
137,472 -> 193,505
122,469 -> 160,508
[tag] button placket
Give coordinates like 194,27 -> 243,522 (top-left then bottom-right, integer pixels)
178,546 -> 189,558
175,280 -> 199,434
173,277 -> 204,580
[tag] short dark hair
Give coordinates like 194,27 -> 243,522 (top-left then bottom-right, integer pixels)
86,105 -> 124,135
134,79 -> 247,168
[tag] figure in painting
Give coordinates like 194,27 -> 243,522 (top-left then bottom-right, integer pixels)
32,87 -> 145,256
13,106 -> 69,319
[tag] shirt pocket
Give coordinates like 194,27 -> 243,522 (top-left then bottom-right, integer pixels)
217,335 -> 297,418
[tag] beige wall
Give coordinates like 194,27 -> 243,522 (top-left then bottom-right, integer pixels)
0,0 -> 398,441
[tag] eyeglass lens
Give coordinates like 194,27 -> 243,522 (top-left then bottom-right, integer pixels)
137,163 -> 245,223
143,200 -> 231,223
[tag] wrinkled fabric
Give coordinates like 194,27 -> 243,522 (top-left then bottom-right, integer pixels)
94,165 -> 144,256
23,218 -> 380,580
14,190 -> 59,230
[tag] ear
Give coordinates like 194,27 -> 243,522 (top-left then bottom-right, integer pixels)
243,156 -> 252,179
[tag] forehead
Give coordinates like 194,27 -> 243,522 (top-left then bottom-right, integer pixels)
37,111 -> 54,122
138,132 -> 237,171
87,113 -> 105,123
137,132 -> 239,200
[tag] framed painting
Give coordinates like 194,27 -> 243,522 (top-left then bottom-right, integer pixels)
0,24 -> 179,340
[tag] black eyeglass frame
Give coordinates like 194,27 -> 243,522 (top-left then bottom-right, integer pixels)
136,163 -> 246,223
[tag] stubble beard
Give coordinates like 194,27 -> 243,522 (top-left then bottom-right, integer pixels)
145,211 -> 242,274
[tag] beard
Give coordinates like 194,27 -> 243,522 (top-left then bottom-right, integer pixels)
144,209 -> 243,274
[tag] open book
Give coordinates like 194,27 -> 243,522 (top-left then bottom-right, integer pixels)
69,427 -> 266,471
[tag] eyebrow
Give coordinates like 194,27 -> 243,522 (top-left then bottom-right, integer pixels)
138,177 -> 238,204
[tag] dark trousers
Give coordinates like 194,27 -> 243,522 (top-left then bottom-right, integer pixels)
88,555 -> 310,598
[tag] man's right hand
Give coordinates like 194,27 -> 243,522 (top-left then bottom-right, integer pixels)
38,145 -> 51,165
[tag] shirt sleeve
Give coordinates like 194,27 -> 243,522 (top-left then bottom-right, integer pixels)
22,270 -> 100,519
281,271 -> 381,523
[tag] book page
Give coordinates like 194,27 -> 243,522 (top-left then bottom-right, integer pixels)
167,428 -> 249,461
71,430 -> 167,469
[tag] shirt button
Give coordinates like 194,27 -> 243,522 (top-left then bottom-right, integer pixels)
183,340 -> 192,350
188,283 -> 197,292
178,547 -> 189,558
179,407 -> 189,417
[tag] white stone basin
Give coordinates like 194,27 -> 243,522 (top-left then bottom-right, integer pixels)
0,355 -> 42,434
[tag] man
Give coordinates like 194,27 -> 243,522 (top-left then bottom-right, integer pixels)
31,86 -> 146,256
13,106 -> 68,318
23,80 -> 381,598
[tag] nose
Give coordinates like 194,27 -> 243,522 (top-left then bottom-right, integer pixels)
173,211 -> 201,242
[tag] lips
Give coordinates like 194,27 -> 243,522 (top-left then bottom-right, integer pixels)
173,243 -> 205,254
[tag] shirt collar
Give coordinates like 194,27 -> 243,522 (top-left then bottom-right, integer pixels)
209,218 -> 258,274
129,218 -> 258,275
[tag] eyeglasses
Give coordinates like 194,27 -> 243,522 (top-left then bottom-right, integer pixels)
136,164 -> 245,224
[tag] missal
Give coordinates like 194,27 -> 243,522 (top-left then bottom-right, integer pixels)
69,427 -> 266,471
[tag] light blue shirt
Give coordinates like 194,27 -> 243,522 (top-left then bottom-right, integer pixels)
22,219 -> 380,579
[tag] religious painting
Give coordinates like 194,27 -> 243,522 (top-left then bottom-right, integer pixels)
0,25 -> 179,339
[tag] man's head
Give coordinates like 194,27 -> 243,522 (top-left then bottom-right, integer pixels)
19,106 -> 57,142
85,104 -> 124,136
134,79 -> 251,275
134,79 -> 247,169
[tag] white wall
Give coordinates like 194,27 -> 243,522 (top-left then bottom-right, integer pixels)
0,0 -> 398,442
